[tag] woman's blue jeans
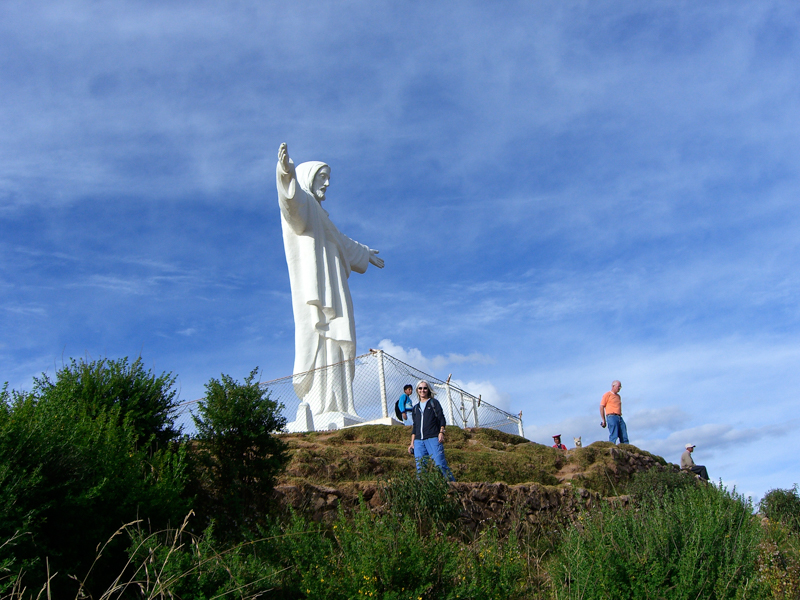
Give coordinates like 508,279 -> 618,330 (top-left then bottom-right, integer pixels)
413,438 -> 455,481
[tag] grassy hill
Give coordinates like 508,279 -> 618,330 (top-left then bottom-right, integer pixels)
278,424 -> 671,497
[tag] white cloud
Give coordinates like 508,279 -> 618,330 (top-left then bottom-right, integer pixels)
448,378 -> 510,413
640,420 -> 799,461
377,339 -> 493,373
626,406 -> 690,433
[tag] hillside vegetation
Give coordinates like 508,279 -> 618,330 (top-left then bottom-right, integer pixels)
2,357 -> 800,599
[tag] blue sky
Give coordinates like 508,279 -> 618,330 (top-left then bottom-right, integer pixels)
2,1 -> 799,501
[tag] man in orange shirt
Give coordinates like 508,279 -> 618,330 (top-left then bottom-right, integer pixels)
600,380 -> 629,444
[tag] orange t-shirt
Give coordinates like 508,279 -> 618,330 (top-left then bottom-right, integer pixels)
600,391 -> 622,415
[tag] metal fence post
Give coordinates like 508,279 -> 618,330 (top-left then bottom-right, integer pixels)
445,375 -> 456,426
517,412 -> 524,438
473,395 -> 479,428
377,350 -> 388,418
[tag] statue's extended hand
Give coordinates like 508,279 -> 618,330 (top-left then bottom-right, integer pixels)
369,249 -> 384,268
278,142 -> 291,173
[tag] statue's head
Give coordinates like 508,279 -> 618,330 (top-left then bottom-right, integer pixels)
296,161 -> 331,202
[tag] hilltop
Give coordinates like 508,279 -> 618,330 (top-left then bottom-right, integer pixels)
274,424 -> 674,524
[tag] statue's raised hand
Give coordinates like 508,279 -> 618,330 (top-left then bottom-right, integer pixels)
278,142 -> 291,174
369,249 -> 384,268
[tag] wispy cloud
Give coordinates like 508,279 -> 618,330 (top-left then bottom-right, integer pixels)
377,339 -> 494,374
640,420 -> 799,463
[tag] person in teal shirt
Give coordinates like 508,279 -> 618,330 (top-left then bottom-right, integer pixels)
395,384 -> 414,421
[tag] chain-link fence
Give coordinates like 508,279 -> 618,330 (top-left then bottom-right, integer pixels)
174,350 -> 524,437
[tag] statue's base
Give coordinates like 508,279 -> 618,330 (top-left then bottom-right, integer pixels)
313,411 -> 365,431
285,405 -> 367,433
345,416 -> 406,429
285,402 -> 315,433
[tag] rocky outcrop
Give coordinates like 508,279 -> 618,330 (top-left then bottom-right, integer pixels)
556,444 -> 676,487
272,479 -> 603,529
272,481 -> 384,521
453,481 -> 600,532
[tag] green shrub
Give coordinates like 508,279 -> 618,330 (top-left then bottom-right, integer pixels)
451,528 -> 533,600
279,503 -> 533,600
553,484 -> 762,599
382,463 -> 462,532
760,485 -> 800,533
290,505 -> 457,600
626,466 -> 699,503
0,381 -> 189,596
32,357 -> 181,452
192,369 -> 289,539
756,520 -> 800,600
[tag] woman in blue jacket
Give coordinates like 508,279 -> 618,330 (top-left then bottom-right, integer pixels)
406,380 -> 455,481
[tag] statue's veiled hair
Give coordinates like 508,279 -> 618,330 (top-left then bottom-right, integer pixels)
295,161 -> 329,196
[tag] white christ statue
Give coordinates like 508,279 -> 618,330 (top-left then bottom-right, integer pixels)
276,143 -> 384,429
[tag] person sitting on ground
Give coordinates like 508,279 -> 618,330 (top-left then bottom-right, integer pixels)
395,384 -> 414,422
552,434 -> 567,450
680,443 -> 709,481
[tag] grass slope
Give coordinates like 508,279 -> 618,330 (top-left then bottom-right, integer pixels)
278,425 -> 669,496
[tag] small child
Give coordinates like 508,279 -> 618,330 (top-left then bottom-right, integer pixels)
396,384 -> 414,422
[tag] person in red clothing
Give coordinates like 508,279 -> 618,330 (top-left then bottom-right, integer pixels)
552,434 -> 567,450
600,380 -> 629,444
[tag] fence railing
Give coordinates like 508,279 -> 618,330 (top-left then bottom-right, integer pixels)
174,350 -> 524,437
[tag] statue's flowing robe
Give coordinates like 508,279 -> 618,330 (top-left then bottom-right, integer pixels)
276,159 -> 371,416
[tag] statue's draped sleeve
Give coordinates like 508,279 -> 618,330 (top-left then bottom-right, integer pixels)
276,158 -> 311,236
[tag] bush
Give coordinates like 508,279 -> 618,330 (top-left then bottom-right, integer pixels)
756,521 -> 800,600
31,356 -> 181,452
553,483 -> 762,599
760,485 -> 800,533
192,369 -> 289,539
0,380 -> 189,596
382,463 -> 462,532
280,502 -> 533,600
626,466 -> 699,504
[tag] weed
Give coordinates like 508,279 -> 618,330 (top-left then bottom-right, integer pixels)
382,463 -> 462,533
760,485 -> 800,533
553,483 -> 762,599
626,465 -> 698,502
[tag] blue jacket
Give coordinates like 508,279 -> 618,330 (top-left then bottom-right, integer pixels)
397,393 -> 413,412
411,397 -> 447,440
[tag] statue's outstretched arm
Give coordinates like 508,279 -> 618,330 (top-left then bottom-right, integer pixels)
278,142 -> 293,178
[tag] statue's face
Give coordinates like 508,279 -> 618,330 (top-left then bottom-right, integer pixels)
312,167 -> 330,201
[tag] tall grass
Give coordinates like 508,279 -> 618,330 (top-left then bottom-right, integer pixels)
381,463 -> 462,532
552,483 -> 763,600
